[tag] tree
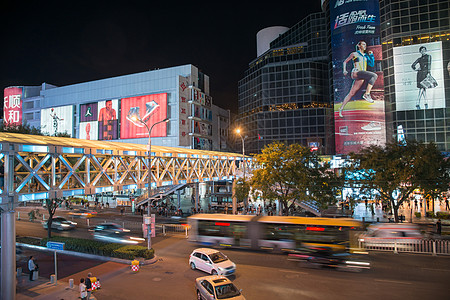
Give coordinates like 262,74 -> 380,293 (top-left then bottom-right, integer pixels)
0,123 -> 43,135
347,140 -> 450,222
233,178 -> 250,211
44,198 -> 64,239
251,142 -> 341,215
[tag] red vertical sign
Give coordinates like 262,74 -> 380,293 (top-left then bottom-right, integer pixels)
3,87 -> 23,126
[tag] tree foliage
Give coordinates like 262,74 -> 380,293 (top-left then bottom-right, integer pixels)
233,178 -> 250,210
347,140 -> 450,222
251,142 -> 341,215
0,122 -> 71,137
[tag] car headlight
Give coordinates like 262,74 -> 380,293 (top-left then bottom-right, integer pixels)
61,224 -> 70,227
217,267 -> 224,271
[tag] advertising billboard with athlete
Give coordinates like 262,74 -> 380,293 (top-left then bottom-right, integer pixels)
41,105 -> 74,137
120,93 -> 167,139
331,0 -> 386,154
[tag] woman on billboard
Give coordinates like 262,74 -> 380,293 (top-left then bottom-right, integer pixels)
411,46 -> 436,110
339,41 -> 378,118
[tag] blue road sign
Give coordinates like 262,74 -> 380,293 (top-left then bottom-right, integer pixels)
46,241 -> 65,250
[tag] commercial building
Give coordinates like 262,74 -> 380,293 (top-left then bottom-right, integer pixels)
237,13 -> 335,155
238,0 -> 450,155
3,64 -> 230,151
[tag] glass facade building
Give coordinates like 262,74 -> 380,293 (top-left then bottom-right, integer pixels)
379,0 -> 450,151
237,13 -> 335,155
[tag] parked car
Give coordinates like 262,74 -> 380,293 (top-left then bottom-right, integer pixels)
195,275 -> 245,300
42,217 -> 77,231
68,208 -> 97,218
189,248 -> 236,276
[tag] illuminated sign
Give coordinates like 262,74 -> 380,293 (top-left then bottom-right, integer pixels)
179,76 -> 190,146
393,41 -> 445,110
79,121 -> 99,140
331,0 -> 386,154
41,105 -> 74,136
80,102 -> 98,122
98,99 -> 119,140
120,93 -> 167,139
3,87 -> 23,126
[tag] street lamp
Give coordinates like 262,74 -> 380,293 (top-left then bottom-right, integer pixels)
128,111 -> 168,250
235,129 -> 247,179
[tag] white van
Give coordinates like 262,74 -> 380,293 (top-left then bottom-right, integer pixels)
359,223 -> 422,250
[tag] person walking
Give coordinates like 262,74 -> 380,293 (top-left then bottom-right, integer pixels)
28,256 -> 37,281
79,278 -> 88,300
85,272 -> 93,299
436,219 -> 442,235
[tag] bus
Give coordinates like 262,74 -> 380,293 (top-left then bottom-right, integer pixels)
188,214 -> 362,252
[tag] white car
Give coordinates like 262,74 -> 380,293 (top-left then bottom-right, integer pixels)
189,248 -> 236,276
195,275 -> 245,300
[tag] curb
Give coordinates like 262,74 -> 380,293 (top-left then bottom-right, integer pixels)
17,243 -> 158,265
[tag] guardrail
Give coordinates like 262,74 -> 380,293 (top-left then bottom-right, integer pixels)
359,238 -> 450,255
155,224 -> 190,237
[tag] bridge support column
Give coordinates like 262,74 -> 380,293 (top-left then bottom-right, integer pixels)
1,210 -> 16,300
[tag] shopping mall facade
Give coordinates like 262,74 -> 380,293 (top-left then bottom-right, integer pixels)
3,64 -> 231,152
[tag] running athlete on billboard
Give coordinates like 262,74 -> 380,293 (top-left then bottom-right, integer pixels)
339,41 -> 378,118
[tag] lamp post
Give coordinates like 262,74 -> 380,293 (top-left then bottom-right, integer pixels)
235,129 -> 247,179
129,113 -> 168,250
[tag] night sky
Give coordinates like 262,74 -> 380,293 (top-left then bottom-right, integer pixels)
1,1 -> 322,114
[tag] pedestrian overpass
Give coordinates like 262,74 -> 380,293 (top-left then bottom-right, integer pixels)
0,132 -> 251,206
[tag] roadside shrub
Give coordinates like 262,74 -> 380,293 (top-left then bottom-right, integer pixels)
16,236 -> 41,246
426,211 -> 435,218
436,211 -> 450,220
38,236 -> 154,260
414,212 -> 421,218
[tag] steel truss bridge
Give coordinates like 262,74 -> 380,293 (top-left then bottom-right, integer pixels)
0,132 -> 251,207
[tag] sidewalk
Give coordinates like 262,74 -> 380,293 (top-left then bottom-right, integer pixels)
16,274 -> 97,300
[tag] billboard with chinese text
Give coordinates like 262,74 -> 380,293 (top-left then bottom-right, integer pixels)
3,87 -> 23,126
179,76 -> 190,146
120,93 -> 167,139
393,41 -> 445,111
331,0 -> 386,154
41,105 -> 74,136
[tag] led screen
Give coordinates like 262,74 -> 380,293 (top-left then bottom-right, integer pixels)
179,76 -> 190,146
98,99 -> 119,140
79,121 -> 99,140
120,93 -> 167,139
331,0 -> 386,154
80,102 -> 98,122
393,41 -> 445,111
3,87 -> 23,126
41,105 -> 73,136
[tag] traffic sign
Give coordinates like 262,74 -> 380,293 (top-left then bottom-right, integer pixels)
46,241 -> 65,250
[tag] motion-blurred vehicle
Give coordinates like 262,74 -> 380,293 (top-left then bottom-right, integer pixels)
91,223 -> 143,244
42,217 -> 77,231
359,223 -> 422,250
91,223 -> 130,233
195,275 -> 245,300
189,248 -> 236,276
68,208 -> 97,218
288,245 -> 370,272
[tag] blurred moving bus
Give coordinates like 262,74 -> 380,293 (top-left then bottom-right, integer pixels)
188,214 -> 361,252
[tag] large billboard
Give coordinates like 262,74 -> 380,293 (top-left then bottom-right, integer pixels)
3,87 -> 23,126
41,105 -> 74,136
98,99 -> 119,140
393,41 -> 446,111
331,0 -> 386,154
120,93 -> 167,139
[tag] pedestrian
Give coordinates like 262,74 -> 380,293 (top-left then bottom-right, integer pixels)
79,278 -> 88,300
436,219 -> 442,235
85,272 -> 93,299
120,207 -> 124,215
28,256 -> 37,281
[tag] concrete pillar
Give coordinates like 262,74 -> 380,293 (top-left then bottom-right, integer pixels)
1,210 -> 16,300
177,190 -> 181,209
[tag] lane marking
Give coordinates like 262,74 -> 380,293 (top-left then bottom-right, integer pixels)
279,269 -> 309,275
421,267 -> 450,272
375,279 -> 412,285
